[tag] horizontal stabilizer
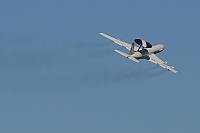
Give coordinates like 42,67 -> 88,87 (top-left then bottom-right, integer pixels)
114,50 -> 139,63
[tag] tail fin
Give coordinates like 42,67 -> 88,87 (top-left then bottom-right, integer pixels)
129,42 -> 135,55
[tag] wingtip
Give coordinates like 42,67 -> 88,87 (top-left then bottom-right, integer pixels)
99,32 -> 104,35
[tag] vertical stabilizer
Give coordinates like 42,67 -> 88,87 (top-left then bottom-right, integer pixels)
129,42 -> 135,55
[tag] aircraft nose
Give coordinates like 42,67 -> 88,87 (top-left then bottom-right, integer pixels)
159,44 -> 164,51
162,44 -> 165,50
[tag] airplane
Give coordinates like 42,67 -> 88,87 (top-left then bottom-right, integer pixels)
100,33 -> 177,73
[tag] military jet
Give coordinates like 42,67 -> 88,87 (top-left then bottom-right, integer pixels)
100,33 -> 177,73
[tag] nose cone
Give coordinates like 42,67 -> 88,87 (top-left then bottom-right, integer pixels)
158,44 -> 164,51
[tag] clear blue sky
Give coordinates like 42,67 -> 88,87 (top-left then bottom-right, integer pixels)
0,0 -> 200,133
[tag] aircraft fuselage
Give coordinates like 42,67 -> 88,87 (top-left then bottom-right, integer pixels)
133,44 -> 164,59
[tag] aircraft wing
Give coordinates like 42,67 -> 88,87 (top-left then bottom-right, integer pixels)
148,54 -> 177,73
114,49 -> 139,63
100,33 -> 131,50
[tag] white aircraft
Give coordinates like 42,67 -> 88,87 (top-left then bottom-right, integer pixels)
100,33 -> 177,73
